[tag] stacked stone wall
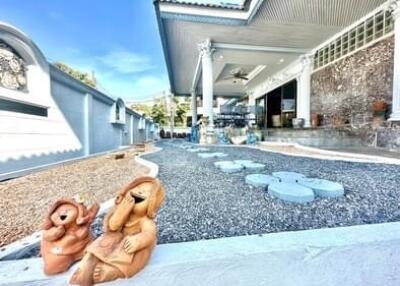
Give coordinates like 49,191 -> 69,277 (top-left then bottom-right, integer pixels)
311,35 -> 400,152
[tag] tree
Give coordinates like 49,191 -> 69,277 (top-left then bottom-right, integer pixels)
130,103 -> 152,117
151,101 -> 168,125
174,98 -> 190,127
54,62 -> 96,88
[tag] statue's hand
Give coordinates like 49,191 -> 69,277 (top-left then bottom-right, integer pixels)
122,236 -> 137,254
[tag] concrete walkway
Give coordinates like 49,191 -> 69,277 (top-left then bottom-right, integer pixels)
1,222 -> 400,285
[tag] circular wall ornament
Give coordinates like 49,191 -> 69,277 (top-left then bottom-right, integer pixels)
0,40 -> 27,91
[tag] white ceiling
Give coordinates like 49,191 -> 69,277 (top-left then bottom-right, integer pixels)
160,0 -> 387,97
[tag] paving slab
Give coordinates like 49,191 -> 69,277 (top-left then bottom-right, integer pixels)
298,178 -> 345,198
220,163 -> 243,173
213,152 -> 229,158
187,148 -> 210,153
214,161 -> 233,168
268,182 -> 315,203
272,171 -> 306,183
245,174 -> 280,188
234,160 -> 254,166
242,162 -> 265,171
198,153 -> 216,159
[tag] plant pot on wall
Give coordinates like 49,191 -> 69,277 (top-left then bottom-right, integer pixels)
311,113 -> 320,128
372,100 -> 387,112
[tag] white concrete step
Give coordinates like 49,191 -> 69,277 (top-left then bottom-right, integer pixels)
1,222 -> 400,286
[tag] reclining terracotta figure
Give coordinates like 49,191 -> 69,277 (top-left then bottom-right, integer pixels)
70,176 -> 165,286
41,197 -> 99,275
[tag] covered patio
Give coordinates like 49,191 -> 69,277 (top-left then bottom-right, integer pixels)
155,0 -> 400,152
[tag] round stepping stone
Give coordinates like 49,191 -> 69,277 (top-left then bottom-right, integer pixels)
268,182 -> 315,203
298,178 -> 345,198
245,174 -> 279,188
242,162 -> 265,171
213,152 -> 228,158
214,161 -> 233,168
234,160 -> 254,166
187,147 -> 209,153
220,163 -> 243,173
198,153 -> 216,159
272,172 -> 306,183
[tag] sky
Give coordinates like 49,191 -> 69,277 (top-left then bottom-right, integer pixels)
0,0 -> 169,102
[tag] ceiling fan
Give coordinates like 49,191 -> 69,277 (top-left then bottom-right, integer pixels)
223,68 -> 249,83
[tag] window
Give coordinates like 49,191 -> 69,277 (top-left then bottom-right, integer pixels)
110,98 -> 126,124
314,9 -> 394,70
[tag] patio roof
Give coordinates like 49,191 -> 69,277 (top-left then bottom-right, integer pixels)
158,0 -> 251,11
155,0 -> 387,97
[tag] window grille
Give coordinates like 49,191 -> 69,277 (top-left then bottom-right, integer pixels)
314,10 -> 394,70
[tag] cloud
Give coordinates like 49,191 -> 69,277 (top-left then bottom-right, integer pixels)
97,50 -> 154,74
96,74 -> 170,101
51,47 -> 169,100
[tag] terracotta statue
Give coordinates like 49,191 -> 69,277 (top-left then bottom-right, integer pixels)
70,176 -> 165,286
41,197 -> 99,275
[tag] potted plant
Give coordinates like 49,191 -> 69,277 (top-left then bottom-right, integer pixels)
372,100 -> 387,112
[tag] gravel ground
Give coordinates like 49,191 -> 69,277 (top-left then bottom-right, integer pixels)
13,139 -> 400,258
141,140 -> 400,244
0,146 -> 150,248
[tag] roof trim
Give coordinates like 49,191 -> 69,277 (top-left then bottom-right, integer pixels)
159,0 -> 251,11
157,0 -> 264,25
154,0 -> 175,93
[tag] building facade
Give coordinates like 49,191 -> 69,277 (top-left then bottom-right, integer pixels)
0,22 -> 155,179
155,0 -> 400,152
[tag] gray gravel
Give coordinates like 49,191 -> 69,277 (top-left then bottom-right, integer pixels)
23,139 -> 400,257
146,140 -> 400,244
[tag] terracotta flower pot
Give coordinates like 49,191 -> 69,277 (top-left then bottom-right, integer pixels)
70,176 -> 165,286
372,100 -> 387,112
311,113 -> 320,128
41,197 -> 99,275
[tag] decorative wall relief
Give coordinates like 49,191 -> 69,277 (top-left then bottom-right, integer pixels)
0,40 -> 27,91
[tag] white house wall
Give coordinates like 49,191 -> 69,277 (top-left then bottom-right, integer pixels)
0,23 -> 155,179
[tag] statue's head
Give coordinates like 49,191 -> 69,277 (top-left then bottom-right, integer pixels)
42,198 -> 93,229
116,177 -> 164,219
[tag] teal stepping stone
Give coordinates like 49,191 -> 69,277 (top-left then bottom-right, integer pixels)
213,152 -> 228,158
198,152 -> 228,159
298,178 -> 345,198
214,161 -> 232,168
198,153 -> 216,159
242,162 -> 265,171
188,147 -> 209,153
234,160 -> 254,166
268,182 -> 315,203
245,174 -> 279,188
272,172 -> 306,183
220,163 -> 243,173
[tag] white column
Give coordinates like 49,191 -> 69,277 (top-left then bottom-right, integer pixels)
390,1 -> 400,121
199,39 -> 215,127
296,54 -> 313,128
191,89 -> 198,127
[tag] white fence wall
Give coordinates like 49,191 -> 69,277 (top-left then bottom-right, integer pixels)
0,30 -> 155,179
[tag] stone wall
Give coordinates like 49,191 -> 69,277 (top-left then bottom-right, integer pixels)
311,35 -> 400,152
311,35 -> 394,122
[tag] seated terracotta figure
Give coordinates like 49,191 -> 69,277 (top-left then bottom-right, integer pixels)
41,197 -> 99,275
70,176 -> 165,286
